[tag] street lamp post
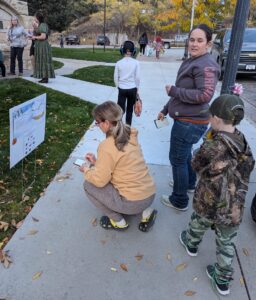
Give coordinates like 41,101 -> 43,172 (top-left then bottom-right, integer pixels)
103,0 -> 106,52
190,0 -> 196,30
221,0 -> 250,94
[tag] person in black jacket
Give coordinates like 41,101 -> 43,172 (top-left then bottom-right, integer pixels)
138,32 -> 148,55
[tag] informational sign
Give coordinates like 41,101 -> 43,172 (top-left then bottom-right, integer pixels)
9,94 -> 46,168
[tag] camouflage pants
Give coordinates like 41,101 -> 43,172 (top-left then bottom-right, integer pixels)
186,212 -> 239,281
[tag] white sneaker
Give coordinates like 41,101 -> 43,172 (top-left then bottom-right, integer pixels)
161,195 -> 188,211
169,180 -> 195,193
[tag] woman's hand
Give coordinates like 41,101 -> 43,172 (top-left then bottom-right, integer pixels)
79,164 -> 90,173
85,153 -> 96,165
165,85 -> 172,95
157,112 -> 165,120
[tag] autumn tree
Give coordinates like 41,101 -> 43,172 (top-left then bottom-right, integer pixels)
156,0 -> 238,32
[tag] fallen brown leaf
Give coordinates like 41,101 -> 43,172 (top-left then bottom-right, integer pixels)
120,263 -> 128,272
0,221 -> 9,231
16,220 -> 24,229
32,271 -> 43,280
184,290 -> 196,296
110,267 -> 117,272
0,250 -> 12,268
166,253 -> 172,262
240,277 -> 244,286
135,254 -> 144,261
32,217 -> 39,222
242,248 -> 249,256
175,263 -> 187,272
91,218 -> 97,227
28,230 -> 38,235
36,159 -> 44,166
22,195 -> 30,202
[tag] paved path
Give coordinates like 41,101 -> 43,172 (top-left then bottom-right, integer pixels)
0,49 -> 256,300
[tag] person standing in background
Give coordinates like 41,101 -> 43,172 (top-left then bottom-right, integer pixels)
7,15 -> 28,76
138,32 -> 148,55
114,41 -> 140,125
60,35 -> 64,48
31,12 -> 55,83
29,19 -> 39,77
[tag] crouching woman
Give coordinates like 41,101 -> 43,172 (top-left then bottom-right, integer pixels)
80,101 -> 157,232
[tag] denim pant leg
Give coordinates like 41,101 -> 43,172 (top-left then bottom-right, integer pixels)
169,120 -> 207,208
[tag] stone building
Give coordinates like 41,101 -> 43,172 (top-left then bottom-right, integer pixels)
0,0 -> 32,72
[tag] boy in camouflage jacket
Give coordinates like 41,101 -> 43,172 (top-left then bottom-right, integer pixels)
179,94 -> 255,296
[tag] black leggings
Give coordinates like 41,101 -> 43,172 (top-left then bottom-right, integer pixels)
139,44 -> 146,55
0,61 -> 6,77
117,87 -> 137,125
10,47 -> 24,74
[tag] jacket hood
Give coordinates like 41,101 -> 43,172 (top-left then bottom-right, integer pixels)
129,128 -> 138,146
218,129 -> 252,159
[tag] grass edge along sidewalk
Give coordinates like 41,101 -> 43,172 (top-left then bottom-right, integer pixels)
0,78 -> 94,247
52,47 -> 122,63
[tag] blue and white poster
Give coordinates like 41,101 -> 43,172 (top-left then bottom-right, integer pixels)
9,94 -> 46,168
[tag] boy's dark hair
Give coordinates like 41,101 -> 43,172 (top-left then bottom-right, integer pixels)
190,24 -> 212,42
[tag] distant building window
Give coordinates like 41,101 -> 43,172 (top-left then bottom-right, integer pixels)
0,21 -> 3,30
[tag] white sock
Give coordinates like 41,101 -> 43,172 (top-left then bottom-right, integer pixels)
142,207 -> 153,220
115,218 -> 127,227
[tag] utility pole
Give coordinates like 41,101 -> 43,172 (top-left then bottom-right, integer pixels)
221,0 -> 250,94
190,0 -> 196,30
103,0 -> 106,52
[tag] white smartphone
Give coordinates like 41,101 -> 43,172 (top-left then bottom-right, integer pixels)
73,159 -> 90,167
154,117 -> 169,129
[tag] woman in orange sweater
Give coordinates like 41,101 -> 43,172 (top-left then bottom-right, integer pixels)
80,101 -> 157,232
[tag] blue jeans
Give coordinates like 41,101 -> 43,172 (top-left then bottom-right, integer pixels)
169,120 -> 208,209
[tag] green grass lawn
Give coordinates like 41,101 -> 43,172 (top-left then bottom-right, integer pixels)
0,79 -> 94,246
52,47 -> 122,63
65,65 -> 115,86
52,60 -> 64,69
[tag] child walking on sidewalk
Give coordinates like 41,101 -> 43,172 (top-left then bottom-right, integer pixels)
179,94 -> 255,296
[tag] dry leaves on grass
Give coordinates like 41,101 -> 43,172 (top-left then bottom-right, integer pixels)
0,250 -> 12,268
11,219 -> 24,229
175,263 -> 187,272
120,263 -> 128,272
184,290 -> 196,296
32,271 -> 43,280
0,221 -> 9,231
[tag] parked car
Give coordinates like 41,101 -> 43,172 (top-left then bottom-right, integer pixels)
96,35 -> 110,46
211,28 -> 256,79
65,34 -> 80,45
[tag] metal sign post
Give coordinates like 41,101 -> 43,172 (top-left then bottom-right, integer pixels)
221,0 -> 250,94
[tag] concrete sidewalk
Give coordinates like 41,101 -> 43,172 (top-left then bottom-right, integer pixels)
0,49 -> 255,300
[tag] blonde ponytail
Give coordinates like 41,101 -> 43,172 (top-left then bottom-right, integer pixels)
92,101 -> 131,151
